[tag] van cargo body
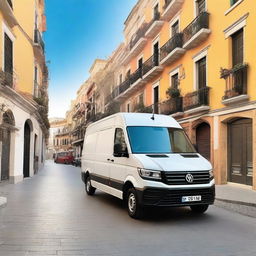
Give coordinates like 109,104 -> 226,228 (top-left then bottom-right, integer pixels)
81,113 -> 215,218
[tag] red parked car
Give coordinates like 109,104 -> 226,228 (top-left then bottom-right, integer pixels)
54,152 -> 74,165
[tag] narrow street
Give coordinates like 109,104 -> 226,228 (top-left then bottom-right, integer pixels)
0,162 -> 255,256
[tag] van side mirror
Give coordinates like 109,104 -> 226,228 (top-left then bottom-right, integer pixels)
114,144 -> 129,158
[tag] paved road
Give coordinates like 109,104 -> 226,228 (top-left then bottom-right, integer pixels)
0,161 -> 255,256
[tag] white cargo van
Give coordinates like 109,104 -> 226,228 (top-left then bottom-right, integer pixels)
81,113 -> 215,218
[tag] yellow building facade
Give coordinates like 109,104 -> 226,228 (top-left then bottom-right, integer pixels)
0,0 -> 48,183
105,0 -> 256,190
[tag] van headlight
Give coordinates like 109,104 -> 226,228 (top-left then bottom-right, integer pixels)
209,170 -> 214,180
138,168 -> 162,180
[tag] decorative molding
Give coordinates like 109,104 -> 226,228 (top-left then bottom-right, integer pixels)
223,13 -> 249,38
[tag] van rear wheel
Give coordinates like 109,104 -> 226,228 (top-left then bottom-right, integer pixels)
190,204 -> 209,214
85,176 -> 96,196
127,188 -> 143,219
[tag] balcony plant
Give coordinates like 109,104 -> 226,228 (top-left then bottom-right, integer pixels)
166,87 -> 180,98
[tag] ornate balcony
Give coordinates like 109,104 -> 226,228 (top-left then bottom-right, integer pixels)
145,12 -> 164,39
0,70 -> 13,88
159,97 -> 183,115
183,12 -> 211,50
162,0 -> 184,21
34,29 -> 45,52
160,33 -> 185,66
142,54 -> 163,82
221,64 -> 249,105
183,87 -> 210,113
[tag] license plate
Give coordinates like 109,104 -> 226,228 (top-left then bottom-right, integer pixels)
182,195 -> 201,203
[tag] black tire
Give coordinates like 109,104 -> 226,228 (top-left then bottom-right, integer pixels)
127,188 -> 143,219
190,204 -> 209,214
85,176 -> 96,196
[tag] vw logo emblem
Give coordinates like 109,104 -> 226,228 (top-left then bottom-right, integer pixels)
185,173 -> 194,183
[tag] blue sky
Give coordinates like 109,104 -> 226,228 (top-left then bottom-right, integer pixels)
45,0 -> 137,118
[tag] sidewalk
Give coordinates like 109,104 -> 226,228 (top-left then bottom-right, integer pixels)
215,183 -> 256,218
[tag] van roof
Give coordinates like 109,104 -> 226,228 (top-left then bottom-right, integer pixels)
86,113 -> 181,133
121,113 -> 181,128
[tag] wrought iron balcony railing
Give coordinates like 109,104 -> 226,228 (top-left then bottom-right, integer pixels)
183,87 -> 210,111
34,29 -> 45,52
160,33 -> 183,61
159,97 -> 183,115
142,53 -> 159,76
221,64 -> 248,100
0,70 -> 13,88
129,23 -> 148,50
183,12 -> 209,45
129,68 -> 143,85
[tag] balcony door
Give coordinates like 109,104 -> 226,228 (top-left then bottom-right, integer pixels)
153,41 -> 159,66
4,33 -> 13,85
232,29 -> 243,67
197,57 -> 207,89
228,118 -> 252,186
153,85 -> 159,114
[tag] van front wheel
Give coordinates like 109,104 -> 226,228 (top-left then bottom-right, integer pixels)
85,176 -> 96,196
190,204 -> 209,214
127,188 -> 143,219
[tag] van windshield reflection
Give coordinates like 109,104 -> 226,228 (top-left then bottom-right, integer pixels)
127,126 -> 196,154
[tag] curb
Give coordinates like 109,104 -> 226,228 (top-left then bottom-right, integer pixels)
0,197 -> 7,209
215,198 -> 256,218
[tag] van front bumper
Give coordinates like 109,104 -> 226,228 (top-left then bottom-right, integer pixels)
137,185 -> 215,207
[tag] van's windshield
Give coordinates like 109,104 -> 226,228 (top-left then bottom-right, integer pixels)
127,126 -> 196,154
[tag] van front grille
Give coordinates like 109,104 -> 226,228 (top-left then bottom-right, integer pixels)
162,171 -> 210,185
143,187 -> 215,206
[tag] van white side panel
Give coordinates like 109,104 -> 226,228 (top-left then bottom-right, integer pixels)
91,180 -> 111,195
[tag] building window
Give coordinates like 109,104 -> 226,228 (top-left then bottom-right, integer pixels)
4,33 -> 13,77
126,69 -> 131,79
127,103 -> 130,112
7,0 -> 13,9
196,0 -> 206,15
138,58 -> 143,69
139,93 -> 144,104
153,4 -> 159,20
230,0 -> 239,6
171,73 -> 179,89
232,29 -> 243,66
171,21 -> 179,36
196,57 -> 207,89
119,74 -> 123,84
34,66 -> 39,97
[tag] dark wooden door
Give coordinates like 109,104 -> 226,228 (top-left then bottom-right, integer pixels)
196,123 -> 211,160
153,86 -> 159,114
229,119 -> 252,185
232,29 -> 243,66
23,122 -> 31,178
197,57 -> 206,89
1,128 -> 11,181
153,42 -> 159,65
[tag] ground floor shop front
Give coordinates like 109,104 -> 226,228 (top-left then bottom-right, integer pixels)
179,104 -> 256,190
